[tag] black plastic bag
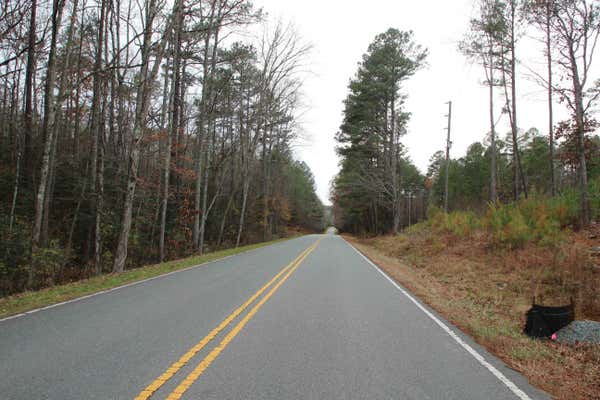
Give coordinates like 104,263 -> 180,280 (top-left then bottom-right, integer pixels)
524,299 -> 574,338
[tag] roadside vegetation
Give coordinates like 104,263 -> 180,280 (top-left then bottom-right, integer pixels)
0,235 -> 300,320
0,0 -> 325,297
347,193 -> 600,398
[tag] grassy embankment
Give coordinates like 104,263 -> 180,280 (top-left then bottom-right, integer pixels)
348,193 -> 600,399
0,235 -> 300,320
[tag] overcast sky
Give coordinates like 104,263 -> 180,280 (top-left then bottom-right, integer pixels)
253,0 -> 598,205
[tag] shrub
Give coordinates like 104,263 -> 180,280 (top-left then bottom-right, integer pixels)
546,189 -> 580,227
426,206 -> 480,238
428,191 -> 591,249
0,215 -> 31,295
426,206 -> 447,230
485,203 -> 533,249
30,241 -> 72,289
484,196 -> 568,249
518,195 -> 562,246
447,211 -> 480,237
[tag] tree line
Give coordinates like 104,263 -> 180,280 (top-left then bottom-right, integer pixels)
0,0 -> 324,295
332,0 -> 600,235
427,128 -> 600,211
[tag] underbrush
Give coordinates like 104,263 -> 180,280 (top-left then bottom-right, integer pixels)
427,183 -> 600,250
0,212 -> 304,297
411,200 -> 600,317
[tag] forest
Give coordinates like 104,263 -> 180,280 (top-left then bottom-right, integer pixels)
331,0 -> 600,236
0,0 -> 325,295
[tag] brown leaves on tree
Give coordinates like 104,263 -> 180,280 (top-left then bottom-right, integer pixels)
555,117 -> 599,169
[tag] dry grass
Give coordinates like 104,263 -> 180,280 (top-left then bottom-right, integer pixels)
347,227 -> 600,400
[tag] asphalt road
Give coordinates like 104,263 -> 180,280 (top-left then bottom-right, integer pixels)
0,234 -> 549,400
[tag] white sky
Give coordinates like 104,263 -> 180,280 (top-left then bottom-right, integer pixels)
253,0 -> 598,205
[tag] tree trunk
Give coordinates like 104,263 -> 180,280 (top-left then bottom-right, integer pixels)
22,0 -> 37,188
391,93 -> 400,234
201,19 -> 223,251
570,54 -> 590,226
236,89 -> 250,248
67,162 -> 89,251
217,193 -> 234,247
236,176 -> 250,248
31,0 -> 66,284
160,0 -> 183,262
159,99 -> 172,261
193,132 -> 204,250
40,122 -> 59,247
509,1 -> 527,200
113,0 -> 168,272
488,52 -> 497,203
499,10 -> 526,202
546,3 -> 556,196
41,0 -> 81,248
88,0 -> 107,274
73,5 -> 85,161
113,144 -> 139,273
198,126 -> 213,254
9,140 -> 22,233
193,24 -> 213,251
261,122 -> 271,241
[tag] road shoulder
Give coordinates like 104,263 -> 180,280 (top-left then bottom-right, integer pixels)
343,235 -> 591,400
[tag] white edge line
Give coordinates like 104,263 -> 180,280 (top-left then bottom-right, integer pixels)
342,237 -> 534,400
0,236 -> 306,324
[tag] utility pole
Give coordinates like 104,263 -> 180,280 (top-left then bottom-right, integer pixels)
444,101 -> 452,213
407,191 -> 412,226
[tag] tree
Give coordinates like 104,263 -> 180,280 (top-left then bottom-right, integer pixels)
523,0 -> 558,196
497,0 -> 528,200
0,0 -> 330,295
521,128 -> 553,192
31,0 -> 66,285
550,0 -> 600,226
460,0 -> 506,203
334,28 -> 426,235
428,142 -> 490,211
112,0 -> 168,272
89,0 -> 107,274
159,0 -> 183,262
285,160 -> 324,231
255,21 -> 312,241
22,0 -> 37,190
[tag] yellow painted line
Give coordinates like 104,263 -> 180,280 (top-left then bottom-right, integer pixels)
164,239 -> 321,400
133,240 -> 318,400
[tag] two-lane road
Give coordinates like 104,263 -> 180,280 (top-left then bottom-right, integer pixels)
0,234 -> 548,399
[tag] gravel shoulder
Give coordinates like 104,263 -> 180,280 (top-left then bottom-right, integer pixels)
556,320 -> 600,345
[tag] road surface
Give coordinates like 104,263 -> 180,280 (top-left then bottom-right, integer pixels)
0,234 -> 548,399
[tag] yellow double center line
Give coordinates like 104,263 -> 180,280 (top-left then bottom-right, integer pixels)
135,239 -> 321,400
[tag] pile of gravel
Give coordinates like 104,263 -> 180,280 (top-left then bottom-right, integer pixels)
554,320 -> 600,345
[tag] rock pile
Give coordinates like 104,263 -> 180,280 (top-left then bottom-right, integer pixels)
554,320 -> 600,345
